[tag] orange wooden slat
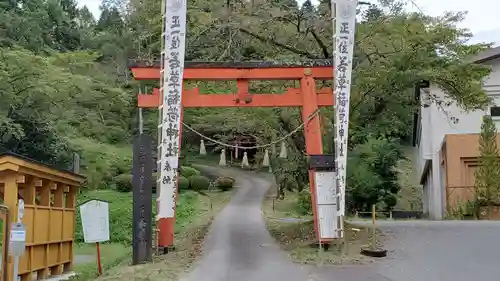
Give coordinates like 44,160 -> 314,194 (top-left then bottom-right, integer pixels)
138,88 -> 334,108
130,67 -> 334,80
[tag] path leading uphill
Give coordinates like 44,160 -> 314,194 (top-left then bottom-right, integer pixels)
180,166 -> 311,281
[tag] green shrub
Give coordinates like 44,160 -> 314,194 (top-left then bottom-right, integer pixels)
189,175 -> 210,190
115,174 -> 133,192
384,193 -> 398,210
69,138 -> 132,190
285,178 -> 299,191
180,166 -> 201,178
215,176 -> 235,191
297,189 -> 313,216
178,176 -> 190,190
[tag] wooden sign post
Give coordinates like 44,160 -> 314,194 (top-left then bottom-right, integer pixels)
132,135 -> 153,264
79,199 -> 110,276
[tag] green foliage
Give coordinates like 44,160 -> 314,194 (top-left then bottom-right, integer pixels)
114,174 -> 133,192
384,193 -> 398,210
180,166 -> 201,178
475,115 -> 500,206
296,189 -> 313,216
178,176 -> 190,190
447,200 -> 477,219
174,192 -> 199,230
188,175 -> 210,190
70,138 -> 132,189
346,138 -> 404,212
0,0 -> 494,215
285,178 -> 299,191
215,176 -> 235,191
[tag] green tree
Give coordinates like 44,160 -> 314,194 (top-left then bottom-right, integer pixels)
475,115 -> 500,206
346,138 -> 403,212
0,0 -> 495,204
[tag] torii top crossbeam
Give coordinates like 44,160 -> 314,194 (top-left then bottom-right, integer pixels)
129,59 -> 335,108
128,59 -> 334,80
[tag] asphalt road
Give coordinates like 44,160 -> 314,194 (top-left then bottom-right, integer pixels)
312,220 -> 500,281
180,166 -> 311,281
182,167 -> 500,281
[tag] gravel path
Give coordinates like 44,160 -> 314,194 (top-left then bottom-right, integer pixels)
180,166 -> 311,281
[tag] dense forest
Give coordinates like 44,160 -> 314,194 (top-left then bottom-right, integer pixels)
0,0 -> 492,212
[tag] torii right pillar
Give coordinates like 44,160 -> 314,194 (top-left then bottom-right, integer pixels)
301,69 -> 324,241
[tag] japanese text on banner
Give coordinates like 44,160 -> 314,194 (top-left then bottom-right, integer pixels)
334,0 -> 357,216
158,1 -> 187,219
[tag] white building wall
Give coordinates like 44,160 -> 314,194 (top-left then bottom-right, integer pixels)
483,60 -> 500,130
417,57 -> 500,219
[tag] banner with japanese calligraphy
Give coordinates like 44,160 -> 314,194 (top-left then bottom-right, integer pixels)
158,0 -> 187,219
334,0 -> 357,216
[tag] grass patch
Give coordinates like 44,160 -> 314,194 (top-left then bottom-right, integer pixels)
73,243 -> 131,279
72,185 -> 236,281
262,186 -> 377,266
181,151 -> 220,167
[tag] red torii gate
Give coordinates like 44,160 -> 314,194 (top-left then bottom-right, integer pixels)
129,60 -> 335,249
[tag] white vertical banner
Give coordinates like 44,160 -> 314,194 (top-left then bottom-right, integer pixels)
334,0 -> 357,216
158,0 -> 187,219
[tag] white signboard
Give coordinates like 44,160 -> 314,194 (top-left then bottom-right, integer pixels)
318,205 -> 339,239
314,171 -> 337,205
9,223 -> 26,255
334,0 -> 357,216
10,229 -> 26,242
157,0 -> 187,219
314,171 -> 339,239
80,200 -> 110,243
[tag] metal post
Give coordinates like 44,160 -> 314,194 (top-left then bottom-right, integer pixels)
12,256 -> 18,281
12,200 -> 24,281
1,206 -> 10,281
139,87 -> 144,135
139,108 -> 144,135
72,152 -> 80,174
371,204 -> 376,250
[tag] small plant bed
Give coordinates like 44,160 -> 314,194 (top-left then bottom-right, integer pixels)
71,179 -> 235,281
262,186 -> 380,266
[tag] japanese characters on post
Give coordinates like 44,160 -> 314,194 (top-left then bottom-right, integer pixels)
334,0 -> 357,216
158,0 -> 187,219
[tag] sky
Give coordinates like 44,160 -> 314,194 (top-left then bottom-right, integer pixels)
77,0 -> 500,45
